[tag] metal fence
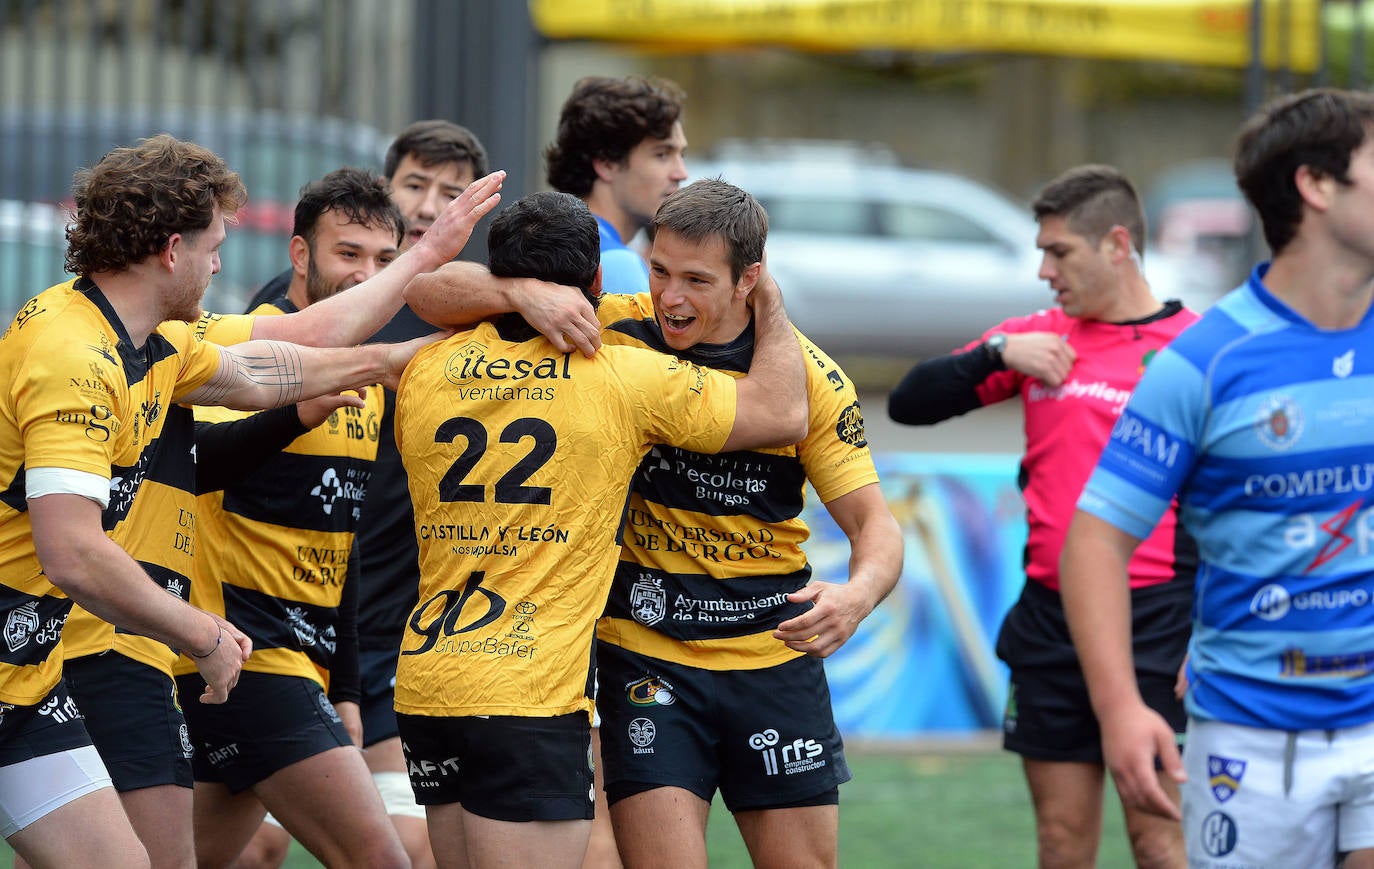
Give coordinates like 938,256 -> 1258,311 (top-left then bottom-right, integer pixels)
0,0 -> 539,319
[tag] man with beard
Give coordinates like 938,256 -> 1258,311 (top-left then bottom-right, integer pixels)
177,168 -> 408,868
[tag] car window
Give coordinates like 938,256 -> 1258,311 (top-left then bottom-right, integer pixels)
756,196 -> 875,236
880,201 -> 999,244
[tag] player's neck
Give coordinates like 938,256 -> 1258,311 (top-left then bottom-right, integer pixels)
1265,238 -> 1374,330
86,266 -> 169,346
586,188 -> 638,244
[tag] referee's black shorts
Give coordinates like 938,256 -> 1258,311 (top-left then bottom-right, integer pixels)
995,579 -> 1191,763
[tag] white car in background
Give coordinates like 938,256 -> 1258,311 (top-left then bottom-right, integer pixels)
690,141 -> 1222,360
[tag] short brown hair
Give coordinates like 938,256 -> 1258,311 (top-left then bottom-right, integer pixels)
1234,87 -> 1374,254
65,134 -> 246,276
545,76 -> 685,198
651,178 -> 767,284
1032,164 -> 1147,255
384,120 -> 488,181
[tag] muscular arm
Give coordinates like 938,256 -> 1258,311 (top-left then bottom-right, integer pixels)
721,272 -> 809,451
247,171 -> 505,347
1060,510 -> 1184,818
404,261 -> 601,356
773,483 -> 903,657
180,334 -> 435,411
29,494 -> 249,702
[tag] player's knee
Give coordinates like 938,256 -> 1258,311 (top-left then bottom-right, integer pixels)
1035,818 -> 1097,869
231,835 -> 290,869
1125,821 -> 1184,869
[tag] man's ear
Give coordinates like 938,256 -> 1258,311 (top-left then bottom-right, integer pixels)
592,157 -> 618,185
1295,164 -> 1333,213
1104,225 -> 1135,265
288,235 -> 310,277
589,265 -> 604,300
158,233 -> 183,272
735,261 -> 762,300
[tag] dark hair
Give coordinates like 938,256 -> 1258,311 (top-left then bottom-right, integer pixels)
1032,164 -> 1147,255
293,168 -> 404,248
384,120 -> 489,180
66,134 -> 246,276
650,178 -> 767,284
1234,87 -> 1374,254
545,76 -> 685,198
488,191 -> 600,303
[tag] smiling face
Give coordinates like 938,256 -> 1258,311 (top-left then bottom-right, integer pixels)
387,155 -> 476,250
293,209 -> 400,307
648,228 -> 755,351
1035,214 -> 1120,321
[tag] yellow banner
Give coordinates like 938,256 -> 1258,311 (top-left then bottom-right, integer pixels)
530,0 -> 1320,72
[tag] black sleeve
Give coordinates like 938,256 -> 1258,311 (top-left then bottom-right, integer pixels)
328,541 -> 361,705
193,406 -> 308,494
887,346 -> 1002,426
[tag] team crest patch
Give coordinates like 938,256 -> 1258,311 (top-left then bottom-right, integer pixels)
626,675 -> 676,707
4,601 -> 40,653
1253,393 -> 1304,451
1334,349 -> 1355,379
1208,755 -> 1246,803
1138,348 -> 1158,375
835,401 -> 867,448
629,575 -> 666,626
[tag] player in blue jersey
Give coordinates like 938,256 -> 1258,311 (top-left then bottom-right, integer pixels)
546,75 -> 689,296
1061,87 -> 1374,869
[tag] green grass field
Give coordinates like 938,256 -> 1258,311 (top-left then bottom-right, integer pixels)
0,744 -> 1136,866
258,744 -> 1132,868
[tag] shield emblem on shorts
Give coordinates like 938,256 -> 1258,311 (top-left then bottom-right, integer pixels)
629,576 -> 666,626
1207,754 -> 1246,803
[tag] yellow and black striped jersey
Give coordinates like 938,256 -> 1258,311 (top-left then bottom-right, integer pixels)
394,318 -> 737,719
0,279 -> 233,708
61,302 -> 254,675
592,293 -> 879,670
183,301 -> 382,689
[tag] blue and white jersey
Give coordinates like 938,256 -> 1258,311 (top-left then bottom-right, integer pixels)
1079,263 -> 1374,731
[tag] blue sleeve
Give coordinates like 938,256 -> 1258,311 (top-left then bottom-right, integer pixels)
598,249 -> 650,295
1077,347 -> 1206,539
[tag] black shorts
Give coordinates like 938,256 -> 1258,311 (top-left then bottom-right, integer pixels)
396,712 -> 592,822
64,652 -> 194,791
176,670 -> 351,793
596,645 -> 850,813
358,647 -> 399,747
996,580 -> 1190,763
0,680 -> 94,767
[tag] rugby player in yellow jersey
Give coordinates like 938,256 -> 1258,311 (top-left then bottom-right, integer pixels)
392,185 -> 809,869
0,135 -> 503,869
174,168 -> 410,868
406,179 -> 903,869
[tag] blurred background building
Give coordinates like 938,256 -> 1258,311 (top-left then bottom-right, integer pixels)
1,0 -> 1365,318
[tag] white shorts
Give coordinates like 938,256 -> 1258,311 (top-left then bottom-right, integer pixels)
0,745 -> 111,837
1183,717 -> 1374,868
374,770 -> 425,820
